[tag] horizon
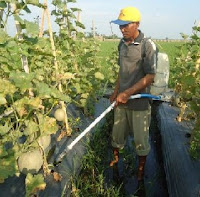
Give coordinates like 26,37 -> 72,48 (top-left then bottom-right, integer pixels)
75,0 -> 200,39
5,0 -> 200,39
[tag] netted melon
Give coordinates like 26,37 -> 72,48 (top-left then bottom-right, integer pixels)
38,135 -> 51,150
54,108 -> 65,121
17,149 -> 43,174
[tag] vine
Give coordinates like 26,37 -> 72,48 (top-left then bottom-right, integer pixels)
0,0 -> 106,194
171,26 -> 200,159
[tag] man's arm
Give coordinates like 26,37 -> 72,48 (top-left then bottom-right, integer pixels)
115,73 -> 155,105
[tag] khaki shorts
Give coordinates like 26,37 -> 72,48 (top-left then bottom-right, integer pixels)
111,106 -> 151,156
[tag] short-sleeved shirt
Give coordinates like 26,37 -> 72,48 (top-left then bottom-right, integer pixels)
118,30 -> 156,111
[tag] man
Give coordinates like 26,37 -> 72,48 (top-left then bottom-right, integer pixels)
110,6 -> 156,195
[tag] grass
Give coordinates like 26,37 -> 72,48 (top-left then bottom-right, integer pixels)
98,40 -> 185,88
98,40 -> 119,58
98,40 -> 119,71
154,41 -> 184,67
69,114 -> 124,196
98,40 -> 184,66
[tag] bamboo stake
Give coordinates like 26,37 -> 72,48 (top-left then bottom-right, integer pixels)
11,4 -> 34,97
12,4 -> 29,73
42,0 -> 71,135
39,7 -> 45,37
44,0 -> 58,72
77,11 -> 81,23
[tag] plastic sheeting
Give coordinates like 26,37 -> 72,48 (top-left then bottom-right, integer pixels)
157,103 -> 200,197
105,102 -> 169,196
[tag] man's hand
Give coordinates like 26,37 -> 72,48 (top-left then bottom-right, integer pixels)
115,92 -> 130,106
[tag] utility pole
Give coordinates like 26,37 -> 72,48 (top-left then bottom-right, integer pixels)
77,11 -> 81,23
76,10 -> 82,35
92,20 -> 95,38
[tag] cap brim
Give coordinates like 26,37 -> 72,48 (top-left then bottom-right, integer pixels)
111,19 -> 131,25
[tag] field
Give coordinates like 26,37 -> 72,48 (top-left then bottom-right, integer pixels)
0,1 -> 199,195
154,41 -> 183,65
99,40 -> 183,64
99,40 -> 184,88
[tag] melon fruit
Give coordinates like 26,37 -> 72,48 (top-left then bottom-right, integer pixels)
17,149 -> 43,174
54,108 -> 65,121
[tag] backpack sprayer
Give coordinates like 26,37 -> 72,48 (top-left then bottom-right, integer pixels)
54,93 -> 165,165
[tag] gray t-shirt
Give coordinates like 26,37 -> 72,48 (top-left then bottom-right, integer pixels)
118,31 -> 156,110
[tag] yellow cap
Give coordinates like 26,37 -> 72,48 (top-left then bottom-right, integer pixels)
111,7 -> 141,25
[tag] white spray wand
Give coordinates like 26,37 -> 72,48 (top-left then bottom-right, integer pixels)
54,94 -> 161,164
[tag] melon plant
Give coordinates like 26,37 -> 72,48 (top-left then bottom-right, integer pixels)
172,26 -> 200,158
0,1 -> 107,193
51,0 -> 105,114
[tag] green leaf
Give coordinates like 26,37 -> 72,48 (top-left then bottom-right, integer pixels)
24,20 -> 39,36
26,0 -> 39,6
6,40 -> 19,51
62,72 -> 75,79
23,5 -> 31,13
25,173 -> 46,197
1,64 -> 11,73
9,72 -> 34,92
0,29 -> 9,44
37,114 -> 58,135
81,93 -> 89,99
74,83 -> 81,94
12,97 -> 43,117
13,97 -> 29,117
80,98 -> 86,106
0,1 -> 7,8
0,79 -> 16,96
95,72 -> 104,80
67,0 -> 76,3
35,82 -> 52,99
13,15 -> 24,25
71,8 -> 81,12
28,97 -> 43,109
50,89 -> 71,102
0,94 -> 7,105
51,10 -> 60,16
0,147 -> 17,183
54,0 -> 66,9
180,33 -> 189,40
0,145 -> 8,157
75,21 -> 85,29
24,120 -> 39,136
0,123 -> 12,136
35,82 -> 71,102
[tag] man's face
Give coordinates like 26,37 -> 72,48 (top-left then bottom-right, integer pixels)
119,22 -> 139,40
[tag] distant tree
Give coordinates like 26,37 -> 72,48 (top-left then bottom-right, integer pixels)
103,34 -> 120,39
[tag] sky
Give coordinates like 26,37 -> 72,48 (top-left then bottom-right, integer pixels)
6,0 -> 200,39
74,0 -> 200,39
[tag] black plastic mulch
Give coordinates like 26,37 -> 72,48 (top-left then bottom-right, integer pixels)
105,102 -> 169,197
